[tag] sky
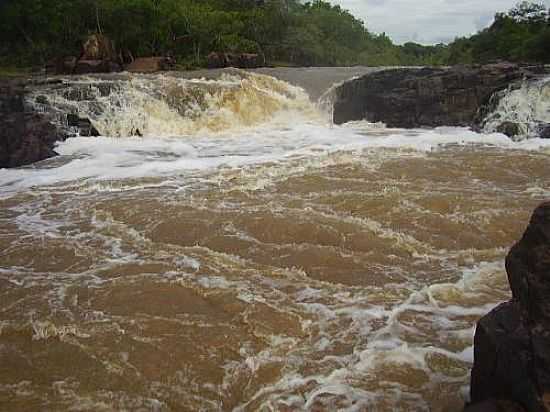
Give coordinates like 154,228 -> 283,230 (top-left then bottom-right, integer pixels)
327,0 -> 550,45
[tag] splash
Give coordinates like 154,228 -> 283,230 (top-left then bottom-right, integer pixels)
481,76 -> 550,140
28,70 -> 319,138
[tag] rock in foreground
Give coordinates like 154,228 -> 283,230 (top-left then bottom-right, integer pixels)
468,202 -> 550,411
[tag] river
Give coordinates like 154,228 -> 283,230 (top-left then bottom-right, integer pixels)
1,68 -> 550,411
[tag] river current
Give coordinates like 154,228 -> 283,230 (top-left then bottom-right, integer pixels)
1,68 -> 550,411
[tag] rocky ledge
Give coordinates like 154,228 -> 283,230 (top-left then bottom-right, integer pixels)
0,80 -> 65,168
332,63 -> 550,133
0,79 -> 100,169
467,202 -> 550,411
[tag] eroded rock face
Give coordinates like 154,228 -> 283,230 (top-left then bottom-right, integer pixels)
0,79 -> 104,168
469,202 -> 550,412
332,64 -> 549,129
0,81 -> 65,168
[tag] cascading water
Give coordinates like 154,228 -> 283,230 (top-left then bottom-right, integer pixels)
27,70 -> 320,138
481,76 -> 550,140
2,69 -> 550,411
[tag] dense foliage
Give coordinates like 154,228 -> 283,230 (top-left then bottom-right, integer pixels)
0,0 -> 548,69
446,1 -> 550,64
0,0 -> 407,67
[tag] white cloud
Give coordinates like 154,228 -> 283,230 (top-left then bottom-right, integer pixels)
327,0 -> 550,44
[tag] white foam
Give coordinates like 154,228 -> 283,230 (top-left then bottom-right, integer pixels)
2,122 -> 549,197
482,77 -> 550,139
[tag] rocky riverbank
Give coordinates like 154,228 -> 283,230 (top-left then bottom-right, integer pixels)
467,202 -> 550,412
332,63 -> 550,138
0,79 -> 65,168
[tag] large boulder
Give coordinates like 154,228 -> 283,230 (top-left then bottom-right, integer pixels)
332,64 -> 549,128
0,80 -> 65,168
468,202 -> 550,411
81,33 -> 118,61
0,79 -> 103,168
52,34 -> 123,75
0,112 -> 64,168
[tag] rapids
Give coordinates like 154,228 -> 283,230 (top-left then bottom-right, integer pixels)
1,68 -> 550,411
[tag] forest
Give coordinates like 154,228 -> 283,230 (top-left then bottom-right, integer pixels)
0,0 -> 549,69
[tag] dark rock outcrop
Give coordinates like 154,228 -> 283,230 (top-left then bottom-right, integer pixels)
207,52 -> 263,69
468,202 -> 550,411
0,81 -> 66,168
49,34 -> 122,75
66,113 -> 100,137
0,79 -> 104,168
332,64 -> 549,128
540,124 -> 550,139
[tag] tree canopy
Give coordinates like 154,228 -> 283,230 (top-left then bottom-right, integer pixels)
0,0 -> 548,69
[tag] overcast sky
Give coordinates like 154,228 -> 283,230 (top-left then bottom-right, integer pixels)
327,0 -> 550,45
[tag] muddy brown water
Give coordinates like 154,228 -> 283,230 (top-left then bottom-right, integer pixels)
1,68 -> 549,411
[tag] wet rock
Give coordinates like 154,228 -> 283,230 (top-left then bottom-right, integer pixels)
539,124 -> 550,139
496,122 -> 521,138
469,202 -> 550,411
1,112 -> 65,168
66,113 -> 100,137
35,95 -> 48,105
332,64 -> 549,128
0,80 -> 69,168
125,57 -> 175,73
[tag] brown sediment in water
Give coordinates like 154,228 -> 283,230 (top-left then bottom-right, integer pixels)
1,143 -> 549,410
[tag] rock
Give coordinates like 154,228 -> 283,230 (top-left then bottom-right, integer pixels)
464,399 -> 526,412
238,53 -> 263,68
332,64 -> 549,128
64,34 -> 123,75
74,59 -> 121,75
207,52 -> 225,69
0,113 -> 64,168
0,79 -> 73,168
207,52 -> 263,69
66,113 -> 100,137
539,124 -> 550,139
469,202 -> 550,411
45,56 -> 77,75
125,57 -> 175,73
81,33 -> 118,61
496,121 -> 521,138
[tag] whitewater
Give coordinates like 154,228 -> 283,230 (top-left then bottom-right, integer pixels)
1,68 -> 550,411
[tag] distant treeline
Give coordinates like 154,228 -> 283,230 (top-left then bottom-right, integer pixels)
0,0 -> 549,69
